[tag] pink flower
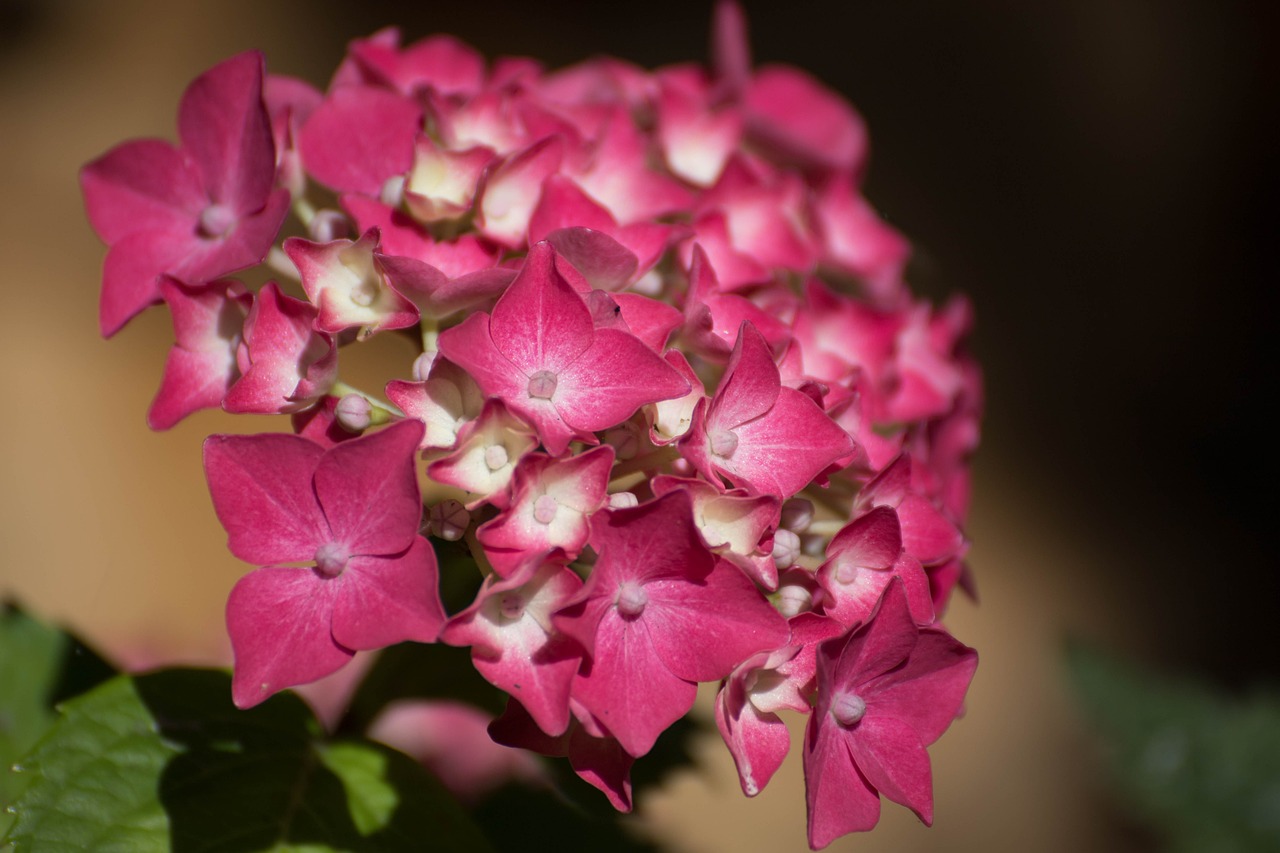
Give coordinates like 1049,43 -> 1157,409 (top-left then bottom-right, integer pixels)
81,51 -> 289,336
554,490 -> 788,757
203,420 -> 445,708
437,241 -> 689,455
680,321 -> 854,498
804,580 -> 976,849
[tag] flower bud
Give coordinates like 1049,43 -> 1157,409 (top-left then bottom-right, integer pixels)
336,394 -> 373,432
309,209 -> 350,243
771,528 -> 801,569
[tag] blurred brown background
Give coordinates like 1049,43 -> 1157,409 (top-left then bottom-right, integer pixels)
1,0 -> 1273,850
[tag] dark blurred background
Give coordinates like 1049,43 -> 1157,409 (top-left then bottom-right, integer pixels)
1,0 -> 1274,849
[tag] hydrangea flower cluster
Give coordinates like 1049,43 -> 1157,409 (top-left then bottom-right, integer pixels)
82,4 -> 979,847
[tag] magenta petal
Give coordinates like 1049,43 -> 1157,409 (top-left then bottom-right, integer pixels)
99,228 -> 188,337
837,582 -> 920,688
846,714 -> 934,826
313,420 -> 424,556
645,560 -> 788,682
299,85 -> 421,194
149,346 -> 236,430
567,725 -> 636,812
572,616 -> 697,758
330,538 -> 445,649
203,432 -> 328,565
712,323 -> 781,429
178,51 -> 275,211
724,386 -> 853,498
864,627 -> 977,745
715,685 -> 791,797
488,241 -> 593,374
227,566 -> 352,709
556,329 -> 690,432
81,139 -> 203,244
545,227 -> 638,292
803,723 -> 881,849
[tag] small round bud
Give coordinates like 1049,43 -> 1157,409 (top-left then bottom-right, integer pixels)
830,692 -> 867,727
776,578 -> 814,618
615,582 -> 648,619
335,394 -> 373,432
772,528 -> 801,569
484,444 -> 509,472
533,494 -> 559,524
780,498 -> 814,532
608,491 -> 639,510
309,209 -> 350,243
428,499 -> 470,541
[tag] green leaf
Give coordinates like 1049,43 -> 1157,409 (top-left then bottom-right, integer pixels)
1066,643 -> 1280,853
0,605 -> 114,819
4,669 -> 493,852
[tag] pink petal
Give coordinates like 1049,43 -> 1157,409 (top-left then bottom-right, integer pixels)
803,723 -> 881,848
98,228 -> 188,337
488,241 -> 593,374
847,714 -> 934,826
720,386 -> 853,498
715,682 -> 791,797
177,51 -> 275,213
227,566 -> 352,709
571,615 -> 697,758
744,64 -> 868,173
313,420 -> 425,556
710,322 -> 781,430
80,139 -> 203,244
863,626 -> 977,746
555,328 -> 690,432
330,538 -> 445,649
299,85 -> 421,194
644,559 -> 788,682
203,432 -> 328,565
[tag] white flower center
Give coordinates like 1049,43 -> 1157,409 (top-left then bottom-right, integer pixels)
484,444 -> 509,471
198,203 -> 235,238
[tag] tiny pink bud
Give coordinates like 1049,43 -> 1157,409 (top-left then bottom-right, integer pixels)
309,209 -> 350,243
429,499 -> 470,541
615,581 -> 648,619
830,692 -> 867,727
484,444 -> 509,471
532,494 -> 559,524
313,541 -> 350,578
776,579 -> 814,618
709,428 -> 738,458
198,203 -> 235,238
336,394 -> 373,432
772,528 -> 801,568
608,491 -> 639,510
527,370 -> 558,400
780,498 -> 814,532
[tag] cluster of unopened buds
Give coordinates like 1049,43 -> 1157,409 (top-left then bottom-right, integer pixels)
82,4 -> 980,848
